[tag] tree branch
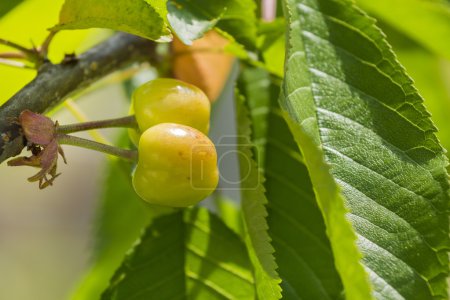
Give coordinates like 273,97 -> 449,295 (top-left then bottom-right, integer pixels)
0,32 -> 158,164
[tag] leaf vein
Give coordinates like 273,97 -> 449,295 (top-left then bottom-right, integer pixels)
300,29 -> 405,93
271,235 -> 332,300
269,204 -> 332,255
126,269 -> 184,300
187,244 -> 254,284
335,177 -> 436,253
266,137 -> 304,164
357,233 -> 429,289
316,107 -> 434,176
307,67 -> 431,137
265,169 -> 315,204
322,145 -> 439,213
187,270 -> 234,299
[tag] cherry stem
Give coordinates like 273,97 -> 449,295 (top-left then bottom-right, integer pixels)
0,58 -> 33,69
57,115 -> 138,134
0,52 -> 28,59
57,133 -> 138,162
0,31 -> 57,66
39,30 -> 58,59
0,38 -> 37,56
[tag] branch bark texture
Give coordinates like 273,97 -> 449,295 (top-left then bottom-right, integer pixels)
0,32 -> 158,164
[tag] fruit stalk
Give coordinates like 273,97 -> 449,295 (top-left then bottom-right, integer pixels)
57,134 -> 138,162
57,115 -> 138,134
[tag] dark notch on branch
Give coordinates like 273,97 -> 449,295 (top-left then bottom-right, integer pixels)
0,32 -> 158,164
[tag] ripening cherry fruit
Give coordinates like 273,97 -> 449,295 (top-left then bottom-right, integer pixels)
129,78 -> 210,145
132,123 -> 218,207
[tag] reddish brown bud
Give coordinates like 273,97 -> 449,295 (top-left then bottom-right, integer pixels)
8,110 -> 64,189
19,110 -> 56,145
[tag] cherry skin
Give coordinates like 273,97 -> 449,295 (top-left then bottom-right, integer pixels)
129,78 -> 210,145
132,123 -> 218,207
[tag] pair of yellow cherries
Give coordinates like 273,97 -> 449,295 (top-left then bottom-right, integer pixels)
130,79 -> 218,208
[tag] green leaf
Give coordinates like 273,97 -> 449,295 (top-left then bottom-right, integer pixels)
166,0 -> 220,45
0,0 -> 24,17
101,210 -> 185,300
214,196 -> 244,237
257,19 -> 286,77
238,66 -> 344,299
70,153 -> 151,300
235,83 -> 282,299
185,208 -> 255,299
237,67 -> 272,165
53,0 -> 171,42
102,207 -> 255,299
145,0 -> 168,22
380,24 -> 450,159
281,0 -> 450,299
167,0 -> 257,49
356,0 -> 450,60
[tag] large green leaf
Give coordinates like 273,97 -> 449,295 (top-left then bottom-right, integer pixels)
53,0 -> 171,42
235,83 -> 282,300
356,0 -> 450,60
167,0 -> 257,49
282,0 -> 450,299
238,66 -> 344,299
101,207 -> 255,299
